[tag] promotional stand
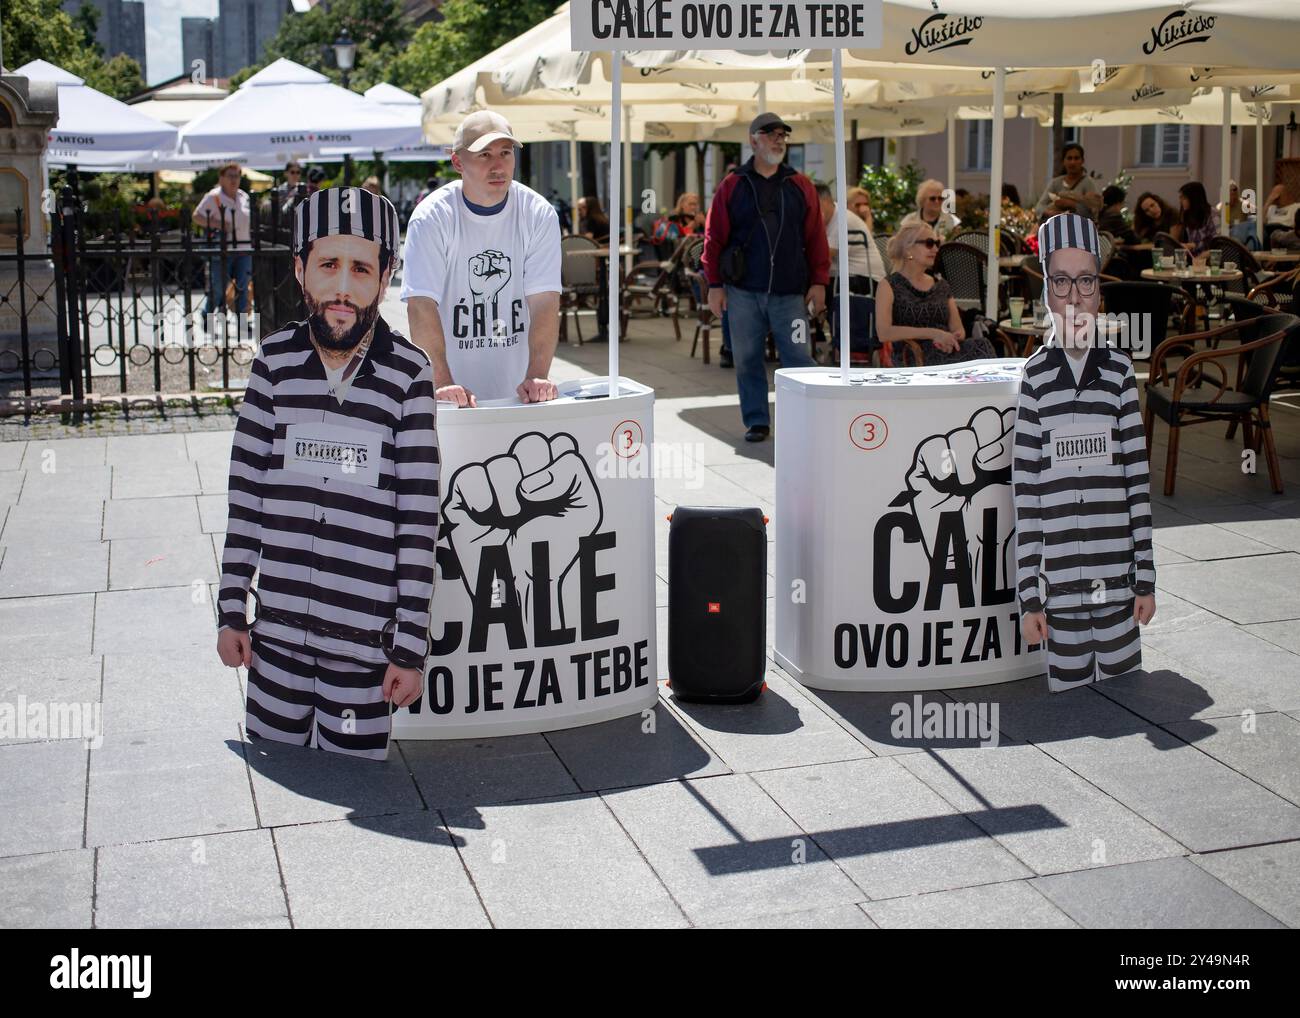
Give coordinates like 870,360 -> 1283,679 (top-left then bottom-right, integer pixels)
774,361 -> 1046,691
394,377 -> 658,739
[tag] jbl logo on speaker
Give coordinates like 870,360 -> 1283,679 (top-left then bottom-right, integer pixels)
707,602 -> 721,613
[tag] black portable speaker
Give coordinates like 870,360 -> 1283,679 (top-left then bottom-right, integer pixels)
667,506 -> 767,703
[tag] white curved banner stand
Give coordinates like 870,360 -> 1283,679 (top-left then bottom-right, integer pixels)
394,377 -> 658,739
774,361 -> 1047,691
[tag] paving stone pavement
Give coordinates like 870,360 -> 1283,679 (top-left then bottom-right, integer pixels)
1,290 -> 1298,928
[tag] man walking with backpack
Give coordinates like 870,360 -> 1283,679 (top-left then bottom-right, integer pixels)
702,113 -> 829,442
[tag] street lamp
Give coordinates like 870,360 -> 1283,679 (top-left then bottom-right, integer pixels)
333,29 -> 356,76
334,29 -> 357,185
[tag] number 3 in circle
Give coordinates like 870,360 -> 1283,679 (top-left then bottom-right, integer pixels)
612,419 -> 644,458
849,413 -> 888,451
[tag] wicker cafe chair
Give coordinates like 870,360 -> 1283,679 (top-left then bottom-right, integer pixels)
560,234 -> 601,345
1225,293 -> 1300,393
949,230 -> 989,254
1098,232 -> 1116,273
1143,312 -> 1298,496
686,266 -> 717,364
950,229 -> 1018,257
1152,231 -> 1182,256
1246,265 -> 1300,313
622,234 -> 699,341
936,241 -> 988,315
873,233 -> 893,275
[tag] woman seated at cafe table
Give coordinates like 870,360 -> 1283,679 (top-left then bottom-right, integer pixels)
875,222 -> 997,367
1131,191 -> 1180,243
1173,181 -> 1219,257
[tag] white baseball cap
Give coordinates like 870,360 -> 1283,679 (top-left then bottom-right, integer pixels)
453,111 -> 523,153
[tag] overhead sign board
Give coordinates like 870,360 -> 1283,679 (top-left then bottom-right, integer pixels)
571,0 -> 883,51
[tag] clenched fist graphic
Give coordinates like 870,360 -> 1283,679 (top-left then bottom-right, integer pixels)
442,431 -> 603,629
468,249 -> 512,314
889,406 -> 1016,590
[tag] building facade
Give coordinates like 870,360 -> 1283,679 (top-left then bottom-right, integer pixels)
181,17 -> 217,83
61,0 -> 148,80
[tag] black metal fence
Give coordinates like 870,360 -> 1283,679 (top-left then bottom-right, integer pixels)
0,190 -> 303,420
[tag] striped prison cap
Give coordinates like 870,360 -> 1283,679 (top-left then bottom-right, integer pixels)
294,186 -> 400,263
1036,212 -> 1101,272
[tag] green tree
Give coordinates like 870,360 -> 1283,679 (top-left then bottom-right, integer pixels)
69,0 -> 104,56
84,53 -> 146,100
859,160 -> 925,234
387,0 -> 556,93
2,0 -> 144,99
229,0 -> 407,89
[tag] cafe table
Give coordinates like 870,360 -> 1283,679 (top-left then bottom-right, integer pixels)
996,318 -> 1048,357
1256,250 -> 1300,268
565,246 -> 640,342
1141,266 -> 1242,331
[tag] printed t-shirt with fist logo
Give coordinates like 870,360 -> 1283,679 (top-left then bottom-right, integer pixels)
401,180 -> 562,400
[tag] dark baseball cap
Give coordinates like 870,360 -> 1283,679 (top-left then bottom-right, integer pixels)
749,112 -> 792,136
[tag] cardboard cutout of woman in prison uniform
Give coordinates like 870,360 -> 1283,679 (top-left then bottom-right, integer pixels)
1012,213 -> 1156,692
216,187 -> 440,759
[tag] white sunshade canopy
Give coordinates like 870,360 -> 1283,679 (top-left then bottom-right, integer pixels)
15,59 -> 178,165
180,58 -> 420,157
335,82 -> 450,162
127,80 -> 229,128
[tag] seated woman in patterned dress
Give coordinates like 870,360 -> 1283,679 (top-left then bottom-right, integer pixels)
875,221 -> 996,366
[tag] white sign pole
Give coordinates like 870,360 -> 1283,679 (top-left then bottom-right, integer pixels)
1256,110 -> 1266,246
568,132 -> 579,236
834,48 -> 851,384
946,111 -> 957,194
609,53 -> 621,398
1220,87 -> 1232,230
985,67 -> 1006,322
624,104 -> 634,280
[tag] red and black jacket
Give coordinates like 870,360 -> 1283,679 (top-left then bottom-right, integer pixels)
702,158 -> 830,295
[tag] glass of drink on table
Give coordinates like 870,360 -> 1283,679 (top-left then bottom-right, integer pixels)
1009,296 -> 1024,327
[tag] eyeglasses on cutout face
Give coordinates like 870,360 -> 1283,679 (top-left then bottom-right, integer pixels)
759,128 -> 791,140
1048,273 -> 1099,298
913,237 -> 941,249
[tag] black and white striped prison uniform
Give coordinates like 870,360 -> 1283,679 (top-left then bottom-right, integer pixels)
218,317 -> 439,759
1012,343 -> 1156,692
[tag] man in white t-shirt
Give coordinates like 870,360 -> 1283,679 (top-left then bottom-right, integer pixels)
816,183 -> 885,287
401,112 -> 562,405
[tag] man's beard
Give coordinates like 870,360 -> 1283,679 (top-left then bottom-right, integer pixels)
757,146 -> 784,167
305,290 -> 381,353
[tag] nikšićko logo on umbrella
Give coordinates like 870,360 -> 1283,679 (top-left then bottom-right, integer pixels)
904,13 -> 983,56
1143,10 -> 1217,54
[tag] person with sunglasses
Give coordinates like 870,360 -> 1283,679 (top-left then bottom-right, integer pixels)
192,162 -> 252,318
702,112 -> 828,442
1012,212 -> 1156,693
876,222 -> 995,366
899,178 -> 960,240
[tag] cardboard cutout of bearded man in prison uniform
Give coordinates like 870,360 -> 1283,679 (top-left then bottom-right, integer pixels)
216,186 -> 440,759
1011,212 -> 1157,693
